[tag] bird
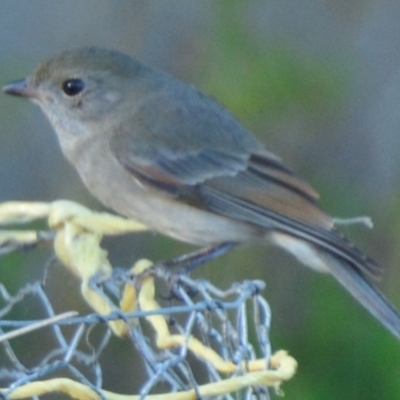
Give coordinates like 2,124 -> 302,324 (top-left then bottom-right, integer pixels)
3,46 -> 400,339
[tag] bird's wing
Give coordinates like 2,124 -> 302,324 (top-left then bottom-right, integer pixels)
110,127 -> 381,279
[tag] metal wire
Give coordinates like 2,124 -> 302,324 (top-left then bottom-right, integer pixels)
0,241 -> 273,399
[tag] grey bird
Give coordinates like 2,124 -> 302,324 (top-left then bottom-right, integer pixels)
3,46 -> 400,339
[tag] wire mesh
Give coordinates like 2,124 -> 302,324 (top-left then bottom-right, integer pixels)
0,201 -> 296,400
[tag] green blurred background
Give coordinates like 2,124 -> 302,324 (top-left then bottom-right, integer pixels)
1,1 -> 400,398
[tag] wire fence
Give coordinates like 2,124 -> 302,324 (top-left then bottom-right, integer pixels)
0,200 -> 296,399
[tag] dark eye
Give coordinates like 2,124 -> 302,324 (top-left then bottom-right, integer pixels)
62,79 -> 85,96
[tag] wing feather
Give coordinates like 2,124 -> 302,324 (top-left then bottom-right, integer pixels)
111,138 -> 381,279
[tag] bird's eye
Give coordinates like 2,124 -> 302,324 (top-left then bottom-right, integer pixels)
62,79 -> 85,96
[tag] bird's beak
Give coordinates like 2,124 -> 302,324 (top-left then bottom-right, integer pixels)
2,78 -> 37,99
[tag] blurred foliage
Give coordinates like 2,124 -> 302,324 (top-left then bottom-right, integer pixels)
198,2 -> 347,126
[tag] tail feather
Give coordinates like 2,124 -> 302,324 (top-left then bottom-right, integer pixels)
271,231 -> 400,339
317,251 -> 400,340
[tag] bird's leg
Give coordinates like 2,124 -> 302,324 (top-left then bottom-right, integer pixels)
163,242 -> 238,273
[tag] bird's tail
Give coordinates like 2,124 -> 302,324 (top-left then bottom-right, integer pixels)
271,231 -> 400,339
315,250 -> 400,340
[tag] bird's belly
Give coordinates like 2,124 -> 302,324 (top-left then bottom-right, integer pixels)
76,153 -> 258,246
111,188 -> 258,246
